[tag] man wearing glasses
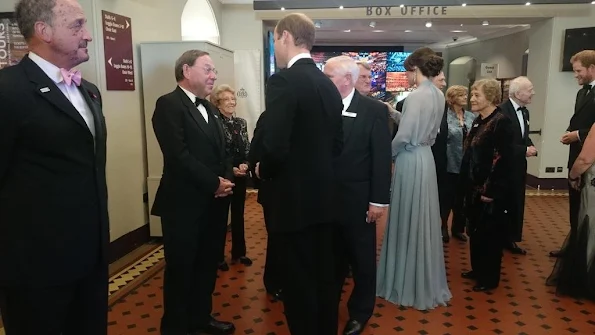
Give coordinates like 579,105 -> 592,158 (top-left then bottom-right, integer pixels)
151,50 -> 236,335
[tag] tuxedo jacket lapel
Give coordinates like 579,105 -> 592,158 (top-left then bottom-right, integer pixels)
20,55 -> 90,134
575,89 -> 594,114
78,82 -> 104,141
343,91 -> 364,144
176,87 -> 215,145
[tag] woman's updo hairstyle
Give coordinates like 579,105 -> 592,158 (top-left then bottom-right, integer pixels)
404,47 -> 444,78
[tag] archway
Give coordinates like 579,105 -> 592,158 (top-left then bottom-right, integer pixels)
180,0 -> 220,44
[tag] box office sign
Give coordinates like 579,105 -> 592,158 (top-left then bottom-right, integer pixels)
102,10 -> 135,90
365,6 -> 448,17
0,12 -> 28,69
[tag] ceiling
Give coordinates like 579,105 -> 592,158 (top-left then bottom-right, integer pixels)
264,17 -> 544,48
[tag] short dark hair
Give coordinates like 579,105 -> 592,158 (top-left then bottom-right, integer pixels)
404,47 -> 444,77
174,50 -> 209,82
275,13 -> 316,50
15,0 -> 56,41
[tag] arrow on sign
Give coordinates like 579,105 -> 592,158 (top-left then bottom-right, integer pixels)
126,20 -> 130,29
108,57 -> 113,67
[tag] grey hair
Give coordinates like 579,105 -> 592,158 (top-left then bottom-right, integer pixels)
508,76 -> 531,97
356,60 -> 371,71
174,50 -> 209,82
210,84 -> 235,106
15,0 -> 57,41
326,55 -> 360,85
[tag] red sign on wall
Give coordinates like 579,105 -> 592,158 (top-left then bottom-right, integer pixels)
101,10 -> 135,91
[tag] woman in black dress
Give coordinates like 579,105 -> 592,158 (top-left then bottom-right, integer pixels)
459,79 -> 514,292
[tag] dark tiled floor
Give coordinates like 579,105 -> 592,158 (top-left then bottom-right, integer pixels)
107,193 -> 595,334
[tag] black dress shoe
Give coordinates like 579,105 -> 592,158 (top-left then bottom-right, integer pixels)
461,271 -> 476,279
453,233 -> 468,242
473,285 -> 497,292
194,318 -> 235,335
232,256 -> 253,266
549,250 -> 564,257
506,242 -> 527,255
268,289 -> 283,301
343,319 -> 365,335
218,261 -> 230,271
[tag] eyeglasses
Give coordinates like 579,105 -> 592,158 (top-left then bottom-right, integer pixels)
204,67 -> 218,75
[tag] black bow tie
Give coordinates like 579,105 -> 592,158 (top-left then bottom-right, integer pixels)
194,97 -> 207,107
584,84 -> 593,92
517,106 -> 527,112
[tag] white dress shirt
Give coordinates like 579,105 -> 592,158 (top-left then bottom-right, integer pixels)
287,53 -> 311,68
342,87 -> 388,208
179,85 -> 209,123
29,52 -> 95,137
509,98 -> 525,137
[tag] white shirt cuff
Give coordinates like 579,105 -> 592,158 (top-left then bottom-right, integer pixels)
370,202 -> 389,207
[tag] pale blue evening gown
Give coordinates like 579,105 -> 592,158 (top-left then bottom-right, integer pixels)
376,79 -> 453,310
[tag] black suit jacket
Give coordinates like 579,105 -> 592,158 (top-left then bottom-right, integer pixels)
335,91 -> 392,224
248,111 -> 270,206
0,55 -> 109,287
431,103 -> 449,179
499,99 -> 534,180
150,87 -> 233,221
259,58 -> 344,232
567,86 -> 595,168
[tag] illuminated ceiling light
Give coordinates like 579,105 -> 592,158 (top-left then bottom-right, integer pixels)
525,2 -> 531,5
404,29 -> 412,32
339,5 -> 344,9
281,7 -> 285,10
461,23 -> 464,26
372,30 -> 385,33
462,3 -> 467,6
369,21 -> 376,28
425,21 -> 432,28
482,20 -> 489,25
343,29 -> 351,32
591,0 -> 594,3
400,4 -> 405,7
451,30 -> 467,33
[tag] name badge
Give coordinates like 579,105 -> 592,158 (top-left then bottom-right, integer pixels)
342,111 -> 357,118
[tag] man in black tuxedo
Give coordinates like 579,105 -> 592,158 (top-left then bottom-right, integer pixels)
151,50 -> 235,335
499,76 -> 537,255
0,1 -> 108,334
248,111 -> 283,300
324,56 -> 392,335
255,13 -> 344,335
553,50 -> 595,257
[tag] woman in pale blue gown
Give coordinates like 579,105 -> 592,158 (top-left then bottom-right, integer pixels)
376,48 -> 453,310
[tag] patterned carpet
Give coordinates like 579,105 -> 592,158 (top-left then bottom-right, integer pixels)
104,191 -> 595,335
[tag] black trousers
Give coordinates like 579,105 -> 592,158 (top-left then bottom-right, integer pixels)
468,205 -> 507,288
222,177 -> 248,260
160,198 -> 229,335
439,172 -> 466,234
508,170 -> 527,242
337,221 -> 377,324
0,264 -> 108,335
277,223 -> 343,335
262,205 -> 283,293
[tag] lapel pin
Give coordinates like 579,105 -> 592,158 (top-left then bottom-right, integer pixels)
40,87 -> 50,93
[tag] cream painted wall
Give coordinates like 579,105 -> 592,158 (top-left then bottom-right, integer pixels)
527,10 -> 595,180
445,30 -> 529,81
220,4 -> 265,108
1,0 -> 223,241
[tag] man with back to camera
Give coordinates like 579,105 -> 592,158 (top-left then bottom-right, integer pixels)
254,12 -> 345,335
151,50 -> 236,335
551,49 -> 595,258
499,76 -> 538,256
0,0 -> 109,334
324,56 -> 392,335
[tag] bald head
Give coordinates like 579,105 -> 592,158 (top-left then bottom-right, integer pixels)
509,76 -> 535,106
323,56 -> 359,98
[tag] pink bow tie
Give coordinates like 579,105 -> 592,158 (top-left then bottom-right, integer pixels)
60,68 -> 82,86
